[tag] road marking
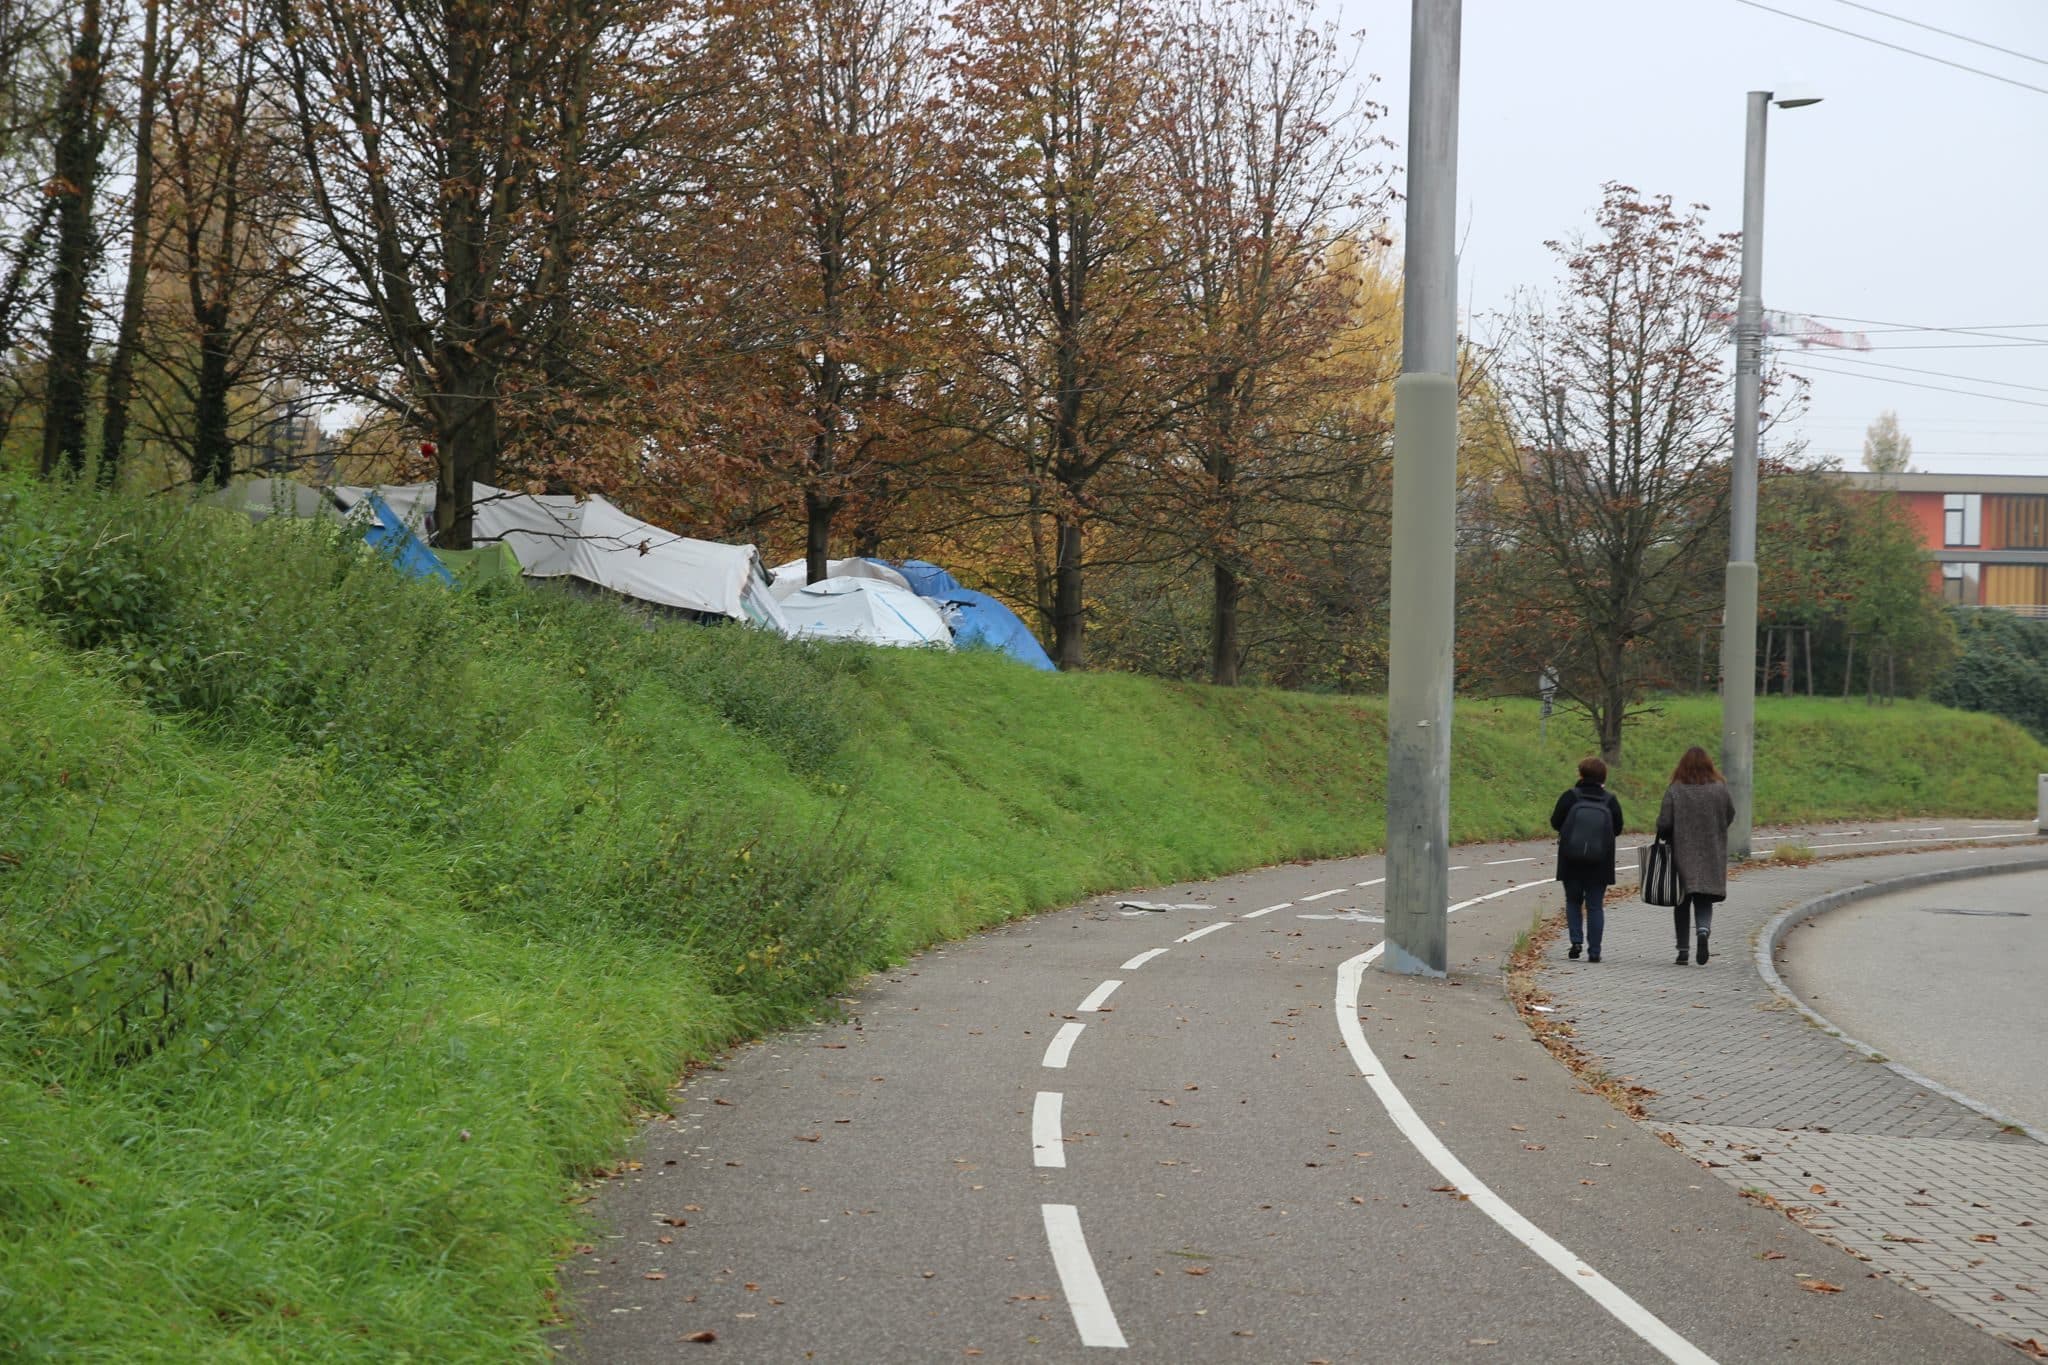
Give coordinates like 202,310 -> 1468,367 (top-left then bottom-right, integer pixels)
1355,876 -> 1387,888
1484,856 -> 1537,866
1799,832 -> 2034,852
1300,911 -> 1383,923
1448,864 -> 1469,871
1041,1204 -> 1127,1349
1120,948 -> 1168,970
1300,887 -> 1347,902
1116,901 -> 1214,912
1176,922 -> 1232,943
1077,980 -> 1122,1013
1243,902 -> 1291,918
1337,937 -> 1715,1365
1042,1022 -> 1085,1069
1033,1092 -> 1066,1168
1447,878 -> 1554,913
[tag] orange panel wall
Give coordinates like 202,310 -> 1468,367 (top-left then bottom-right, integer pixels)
1901,491 -> 1945,550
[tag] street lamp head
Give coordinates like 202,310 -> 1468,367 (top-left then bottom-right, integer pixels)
1771,87 -> 1823,108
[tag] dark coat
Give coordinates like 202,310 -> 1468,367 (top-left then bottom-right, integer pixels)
1550,780 -> 1624,885
1656,781 -> 1735,900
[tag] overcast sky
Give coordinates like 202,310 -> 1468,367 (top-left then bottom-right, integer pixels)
1341,0 -> 2048,475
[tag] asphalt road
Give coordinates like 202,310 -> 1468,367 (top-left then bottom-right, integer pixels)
1780,868 -> 2048,1134
557,824 -> 2034,1364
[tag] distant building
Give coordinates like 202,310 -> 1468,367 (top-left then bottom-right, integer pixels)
1835,471 -> 2048,616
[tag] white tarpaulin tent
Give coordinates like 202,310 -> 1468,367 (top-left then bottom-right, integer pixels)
778,578 -> 952,648
332,483 -> 788,631
767,556 -> 911,602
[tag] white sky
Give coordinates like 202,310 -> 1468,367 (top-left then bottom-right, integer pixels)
1342,0 -> 2048,475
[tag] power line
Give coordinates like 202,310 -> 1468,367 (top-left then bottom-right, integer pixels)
1788,360 -> 2048,409
1786,352 -> 2048,396
1858,342 -> 2048,353
1730,0 -> 2048,96
1846,321 -> 2048,337
1823,0 -> 2048,68
1795,310 -> 2048,346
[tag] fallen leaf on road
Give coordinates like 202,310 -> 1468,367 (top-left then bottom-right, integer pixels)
1800,1281 -> 1843,1294
1185,1266 -> 1210,1276
1881,1235 -> 1926,1244
1976,1234 -> 2000,1243
1467,1339 -> 1499,1347
795,1134 -> 821,1142
645,1272 -> 666,1280
1429,1185 -> 1458,1194
1350,1196 -> 1366,1205
2013,1338 -> 2047,1358
659,1236 -> 673,1245
1810,1184 -> 1827,1195
682,1330 -> 717,1343
1760,1251 -> 1786,1260
1009,1294 -> 1051,1302
713,1098 -> 734,1106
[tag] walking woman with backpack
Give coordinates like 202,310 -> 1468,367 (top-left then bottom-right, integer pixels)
1550,757 -> 1624,962
1657,745 -> 1736,965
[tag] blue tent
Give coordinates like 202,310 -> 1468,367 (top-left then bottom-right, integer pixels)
882,558 -> 963,598
930,588 -> 1056,670
363,492 -> 457,587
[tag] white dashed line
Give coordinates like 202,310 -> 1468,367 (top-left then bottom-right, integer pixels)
1042,1022 -> 1085,1069
1033,1092 -> 1066,1168
1077,980 -> 1122,1013
1041,1204 -> 1127,1348
1355,876 -> 1387,888
1243,902 -> 1291,918
1176,922 -> 1232,944
1337,933 -> 1714,1365
1484,856 -> 1537,866
1300,887 -> 1347,902
1120,948 -> 1169,970
1799,832 -> 2034,853
1448,865 -> 1469,871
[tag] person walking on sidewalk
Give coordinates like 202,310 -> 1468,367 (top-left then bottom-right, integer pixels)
1549,757 -> 1624,962
1657,745 -> 1735,966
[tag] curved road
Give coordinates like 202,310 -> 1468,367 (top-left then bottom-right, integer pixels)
1781,868 -> 2048,1135
557,823 -> 2036,1363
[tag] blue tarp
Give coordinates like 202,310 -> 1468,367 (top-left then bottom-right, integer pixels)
883,558 -> 963,598
930,588 -> 1056,670
363,493 -> 457,587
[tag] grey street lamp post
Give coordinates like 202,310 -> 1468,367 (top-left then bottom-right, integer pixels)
1722,87 -> 1820,862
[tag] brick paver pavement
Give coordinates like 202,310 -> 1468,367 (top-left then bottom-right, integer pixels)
1540,842 -> 2048,1350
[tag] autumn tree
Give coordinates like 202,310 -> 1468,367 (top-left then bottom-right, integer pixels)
943,0 -> 1173,668
1861,408 -> 1911,474
1466,185 -> 1744,763
38,0 -> 113,477
96,0 -> 159,481
1144,0 -> 1389,684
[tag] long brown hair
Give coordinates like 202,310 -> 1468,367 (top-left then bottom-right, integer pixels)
1671,745 -> 1723,785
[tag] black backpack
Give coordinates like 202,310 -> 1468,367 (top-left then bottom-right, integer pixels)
1561,793 -> 1613,864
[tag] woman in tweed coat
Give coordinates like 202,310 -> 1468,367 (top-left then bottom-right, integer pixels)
1656,746 -> 1735,965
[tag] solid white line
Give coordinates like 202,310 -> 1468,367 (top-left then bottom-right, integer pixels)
1337,945 -> 1715,1365
1120,948 -> 1169,970
1484,856 -> 1537,866
1800,832 -> 2033,852
1300,887 -> 1347,902
1176,922 -> 1231,943
1033,1092 -> 1066,1168
1243,902 -> 1291,918
1355,876 -> 1387,888
1447,878 -> 1554,914
1042,1022 -> 1085,1069
1077,980 -> 1122,1013
1448,864 -> 1469,871
1041,1204 -> 1127,1349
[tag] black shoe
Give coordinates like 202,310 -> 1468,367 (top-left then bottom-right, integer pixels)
1675,948 -> 1689,965
1587,953 -> 1601,963
1568,943 -> 1583,960
1696,934 -> 1710,965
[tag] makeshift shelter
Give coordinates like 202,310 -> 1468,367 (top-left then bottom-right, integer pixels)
333,483 -> 788,631
778,578 -> 953,648
362,492 -> 457,586
930,588 -> 1055,670
884,558 -> 962,598
767,556 -> 911,601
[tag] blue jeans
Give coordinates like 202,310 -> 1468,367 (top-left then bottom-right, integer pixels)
1563,876 -> 1606,955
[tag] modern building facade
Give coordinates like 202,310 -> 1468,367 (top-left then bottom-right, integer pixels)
1836,471 -> 2048,615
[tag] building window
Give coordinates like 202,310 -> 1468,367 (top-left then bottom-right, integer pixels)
1944,493 -> 1982,547
1942,562 -> 1981,605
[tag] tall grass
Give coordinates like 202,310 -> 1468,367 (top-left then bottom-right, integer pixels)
2,475 -> 2043,1360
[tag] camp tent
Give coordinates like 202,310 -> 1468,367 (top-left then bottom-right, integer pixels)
778,578 -> 953,648
930,588 -> 1055,670
332,483 -> 789,631
767,556 -> 911,601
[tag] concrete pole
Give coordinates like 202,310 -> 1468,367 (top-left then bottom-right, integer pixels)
1720,90 -> 1769,864
1381,0 -> 1461,978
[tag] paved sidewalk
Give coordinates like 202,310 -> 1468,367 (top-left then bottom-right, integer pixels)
1540,844 -> 2048,1352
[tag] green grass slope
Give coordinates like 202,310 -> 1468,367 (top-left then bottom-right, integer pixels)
2,479 -> 2041,1360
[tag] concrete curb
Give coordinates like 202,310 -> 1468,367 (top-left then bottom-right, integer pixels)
1754,854 -> 2048,1148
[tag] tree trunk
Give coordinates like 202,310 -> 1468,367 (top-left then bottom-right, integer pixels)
40,0 -> 105,478
192,315 -> 234,486
432,378 -> 498,550
1841,633 -> 1855,699
1210,559 -> 1240,686
804,487 -> 841,584
1599,639 -> 1627,763
1052,512 -> 1085,670
1804,627 -> 1814,698
99,0 -> 160,484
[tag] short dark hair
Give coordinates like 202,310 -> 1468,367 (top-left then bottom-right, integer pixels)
1577,756 -> 1608,785
1671,745 -> 1723,785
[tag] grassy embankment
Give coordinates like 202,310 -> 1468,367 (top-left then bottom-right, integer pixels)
2,477 -> 2040,1361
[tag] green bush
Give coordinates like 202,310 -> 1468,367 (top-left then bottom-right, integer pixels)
1935,609 -> 2048,742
